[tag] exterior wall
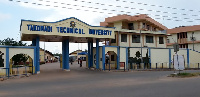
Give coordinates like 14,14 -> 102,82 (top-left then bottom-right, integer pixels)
189,50 -> 200,68
188,43 -> 200,51
0,47 -> 35,76
167,34 -> 177,43
187,31 -> 200,41
110,32 -> 118,46
114,22 -> 122,29
9,48 -> 34,63
151,49 -> 169,68
45,53 -> 54,62
134,22 -> 139,30
119,33 -> 129,47
40,50 -> 45,62
144,35 -> 156,47
120,48 -> 126,69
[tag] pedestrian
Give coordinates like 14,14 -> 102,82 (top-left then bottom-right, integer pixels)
80,58 -> 82,67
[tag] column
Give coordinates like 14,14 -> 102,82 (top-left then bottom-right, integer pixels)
6,47 -> 9,76
90,40 -> 93,68
102,46 -> 105,70
88,40 -> 91,68
187,48 -> 190,68
32,36 -> 40,74
126,47 -> 128,70
169,48 -> 171,69
96,39 -> 99,69
117,46 -> 120,70
62,39 -> 70,71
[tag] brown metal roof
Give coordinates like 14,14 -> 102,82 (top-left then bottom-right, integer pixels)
167,25 -> 200,34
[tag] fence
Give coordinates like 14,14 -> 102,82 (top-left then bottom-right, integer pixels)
0,65 -> 34,79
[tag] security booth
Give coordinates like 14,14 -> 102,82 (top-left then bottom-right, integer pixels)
20,17 -> 115,73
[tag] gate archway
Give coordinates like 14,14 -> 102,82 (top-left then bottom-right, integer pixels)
20,17 -> 115,73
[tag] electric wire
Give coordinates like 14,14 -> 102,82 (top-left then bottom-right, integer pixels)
8,0 -> 200,23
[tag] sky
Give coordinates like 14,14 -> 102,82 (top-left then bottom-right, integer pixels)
0,0 -> 200,54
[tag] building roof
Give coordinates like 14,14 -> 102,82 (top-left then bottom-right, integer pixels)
100,14 -> 168,30
167,25 -> 200,34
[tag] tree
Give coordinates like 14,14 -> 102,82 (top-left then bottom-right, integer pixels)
12,54 -> 28,65
0,37 -> 27,46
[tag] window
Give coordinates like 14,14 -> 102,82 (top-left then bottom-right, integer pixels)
147,25 -> 150,30
143,23 -> 146,28
132,35 -> 140,43
121,34 -> 127,42
111,35 -> 116,43
146,35 -> 154,43
159,37 -> 164,44
128,23 -> 134,30
177,33 -> 180,39
154,27 -> 156,31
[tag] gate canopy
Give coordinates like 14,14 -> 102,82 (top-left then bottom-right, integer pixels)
20,17 -> 115,43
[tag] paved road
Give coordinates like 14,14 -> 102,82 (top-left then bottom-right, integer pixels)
1,62 -> 200,97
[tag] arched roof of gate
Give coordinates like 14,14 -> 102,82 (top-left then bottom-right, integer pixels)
20,17 -> 115,43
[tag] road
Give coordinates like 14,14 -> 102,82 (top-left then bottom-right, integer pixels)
0,61 -> 200,97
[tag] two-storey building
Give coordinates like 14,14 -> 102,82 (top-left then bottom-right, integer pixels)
100,14 -> 168,48
167,25 -> 200,51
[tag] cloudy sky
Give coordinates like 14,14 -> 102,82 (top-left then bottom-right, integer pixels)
0,0 -> 200,53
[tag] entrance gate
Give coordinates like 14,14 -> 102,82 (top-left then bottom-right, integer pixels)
20,17 -> 115,73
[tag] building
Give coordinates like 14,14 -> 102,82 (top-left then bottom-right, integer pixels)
167,25 -> 200,51
40,48 -> 57,63
69,50 -> 87,61
100,14 -> 169,48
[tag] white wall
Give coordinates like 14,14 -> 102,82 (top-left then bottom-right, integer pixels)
188,43 -> 200,52
9,48 -> 34,66
167,34 -> 177,43
114,22 -> 122,29
187,31 -> 200,41
119,33 -> 129,47
120,48 -> 126,69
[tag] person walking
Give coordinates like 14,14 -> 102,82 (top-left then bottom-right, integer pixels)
80,58 -> 82,67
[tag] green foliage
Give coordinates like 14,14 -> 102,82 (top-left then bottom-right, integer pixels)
0,37 -> 27,46
169,72 -> 200,78
0,38 -> 28,66
12,54 -> 28,65
53,53 -> 61,56
0,51 -> 4,67
135,51 -> 141,58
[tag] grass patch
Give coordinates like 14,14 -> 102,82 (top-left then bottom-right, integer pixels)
168,72 -> 200,78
